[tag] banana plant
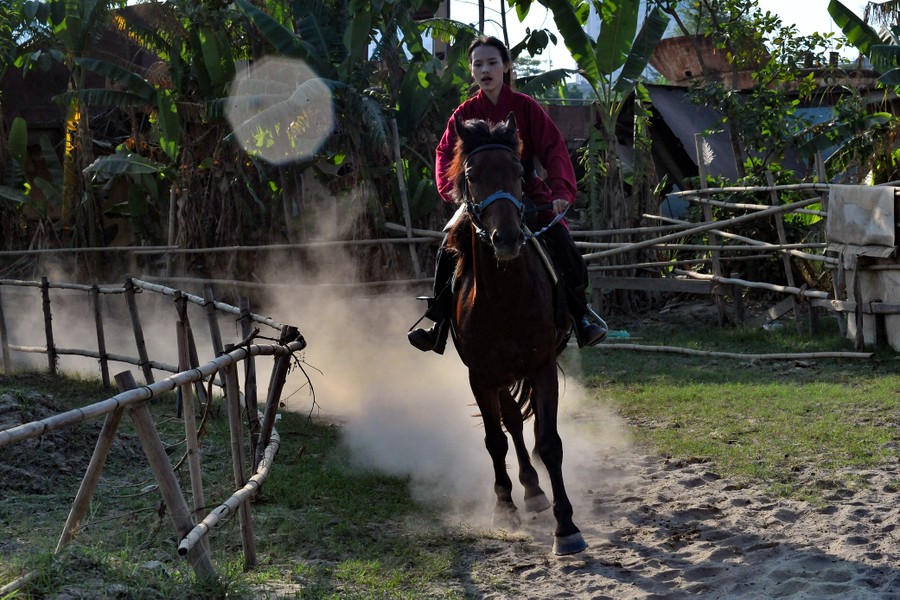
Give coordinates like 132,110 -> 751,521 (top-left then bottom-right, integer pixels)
529,0 -> 669,229
810,0 -> 900,182
19,0 -> 128,246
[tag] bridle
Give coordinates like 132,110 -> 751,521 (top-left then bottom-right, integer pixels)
461,143 -> 569,244
462,143 -> 527,245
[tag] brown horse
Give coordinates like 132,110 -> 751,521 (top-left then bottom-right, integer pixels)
443,113 -> 586,555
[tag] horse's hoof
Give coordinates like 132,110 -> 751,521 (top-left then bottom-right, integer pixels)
492,506 -> 521,530
552,532 -> 587,555
524,492 -> 551,513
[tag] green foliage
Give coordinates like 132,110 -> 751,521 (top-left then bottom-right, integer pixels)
823,0 -> 900,182
525,0 -> 669,229
674,0 -> 836,177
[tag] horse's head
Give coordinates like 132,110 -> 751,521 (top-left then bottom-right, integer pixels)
452,113 -> 526,261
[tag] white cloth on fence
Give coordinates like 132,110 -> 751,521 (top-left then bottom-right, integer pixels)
826,184 -> 897,248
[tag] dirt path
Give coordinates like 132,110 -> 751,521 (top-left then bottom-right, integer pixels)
452,442 -> 900,599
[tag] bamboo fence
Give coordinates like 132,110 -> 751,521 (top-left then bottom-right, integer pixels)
0,277 -> 307,591
0,177 -> 892,348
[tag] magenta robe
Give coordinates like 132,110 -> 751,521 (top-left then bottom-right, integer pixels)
435,84 -> 577,228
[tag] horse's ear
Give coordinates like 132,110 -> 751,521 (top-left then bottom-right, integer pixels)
453,114 -> 467,141
504,112 -> 517,136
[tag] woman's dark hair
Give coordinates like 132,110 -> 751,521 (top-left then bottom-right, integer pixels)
467,35 -> 512,86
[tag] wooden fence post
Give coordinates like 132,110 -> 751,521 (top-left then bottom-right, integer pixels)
202,285 -> 224,358
765,171 -> 802,333
222,345 -> 257,570
240,297 -> 259,464
0,283 -> 10,373
175,292 -> 209,555
41,277 -> 57,375
694,134 -> 728,326
391,117 -> 423,279
255,326 -> 299,470
124,279 -> 154,384
91,284 -> 110,388
115,371 -> 217,582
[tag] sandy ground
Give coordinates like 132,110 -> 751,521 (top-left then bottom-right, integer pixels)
449,437 -> 900,599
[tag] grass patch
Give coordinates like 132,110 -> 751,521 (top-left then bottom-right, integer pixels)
0,372 -> 471,599
576,317 -> 900,500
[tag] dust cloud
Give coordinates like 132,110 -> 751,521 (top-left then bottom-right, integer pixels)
260,184 -> 635,527
0,185 -> 633,533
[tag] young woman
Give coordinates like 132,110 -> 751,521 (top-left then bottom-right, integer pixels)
408,35 -> 606,353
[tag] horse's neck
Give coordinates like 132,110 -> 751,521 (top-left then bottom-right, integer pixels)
469,237 -> 542,301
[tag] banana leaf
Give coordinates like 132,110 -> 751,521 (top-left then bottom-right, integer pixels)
614,6 -> 669,94
594,0 -> 639,77
8,117 -> 28,166
870,44 -> 900,75
827,0 -> 883,58
0,185 -> 30,207
518,68 -> 578,98
234,0 -> 331,77
75,57 -> 156,101
537,0 -> 600,85
84,152 -> 166,178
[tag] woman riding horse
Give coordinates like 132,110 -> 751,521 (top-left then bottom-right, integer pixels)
408,35 -> 606,354
438,112 -> 588,555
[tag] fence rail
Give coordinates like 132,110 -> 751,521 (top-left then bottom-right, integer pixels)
0,276 -> 307,592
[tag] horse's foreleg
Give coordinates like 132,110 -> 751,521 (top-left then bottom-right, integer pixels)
499,387 -> 550,513
471,381 -> 519,530
531,364 -> 587,555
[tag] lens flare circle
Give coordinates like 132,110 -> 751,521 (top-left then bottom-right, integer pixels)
225,56 -> 333,165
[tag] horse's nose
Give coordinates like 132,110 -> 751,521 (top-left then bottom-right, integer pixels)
491,229 -> 526,259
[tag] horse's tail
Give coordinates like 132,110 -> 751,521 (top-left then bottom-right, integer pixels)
510,379 -> 534,421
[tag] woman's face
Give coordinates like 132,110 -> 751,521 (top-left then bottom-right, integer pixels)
470,44 -> 509,98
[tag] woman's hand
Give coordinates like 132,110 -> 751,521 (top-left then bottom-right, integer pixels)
551,198 -> 569,215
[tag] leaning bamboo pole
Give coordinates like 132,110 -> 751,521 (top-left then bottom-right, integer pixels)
598,343 -> 872,360
255,326 -> 299,470
674,269 -> 830,299
56,405 -> 125,551
176,295 -> 208,555
116,371 -> 217,583
582,197 -> 821,262
124,279 -> 154,384
178,426 -> 280,557
668,183 -> 831,195
132,278 -> 287,332
644,214 -> 836,265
